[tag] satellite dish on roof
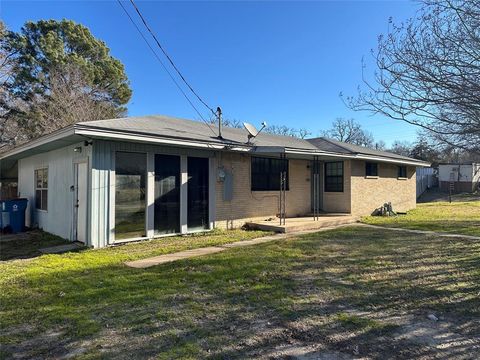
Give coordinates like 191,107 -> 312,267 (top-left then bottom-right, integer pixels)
243,121 -> 267,143
243,122 -> 259,137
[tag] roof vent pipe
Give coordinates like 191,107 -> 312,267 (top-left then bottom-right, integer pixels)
217,106 -> 223,139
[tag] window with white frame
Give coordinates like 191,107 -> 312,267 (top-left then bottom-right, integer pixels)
35,168 -> 48,211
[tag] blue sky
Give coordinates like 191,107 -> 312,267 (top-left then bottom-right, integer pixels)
2,0 -> 421,145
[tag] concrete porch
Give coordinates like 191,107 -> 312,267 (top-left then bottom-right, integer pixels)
246,214 -> 359,233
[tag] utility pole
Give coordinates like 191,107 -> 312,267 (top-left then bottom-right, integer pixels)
217,106 -> 222,139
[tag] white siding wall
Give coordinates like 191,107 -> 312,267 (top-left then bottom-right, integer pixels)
473,163 -> 480,185
439,164 -> 474,182
17,142 -> 92,240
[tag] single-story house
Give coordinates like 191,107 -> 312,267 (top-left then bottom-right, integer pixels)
0,115 -> 429,248
438,162 -> 480,193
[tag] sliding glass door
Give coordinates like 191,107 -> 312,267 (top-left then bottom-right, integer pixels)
187,157 -> 209,231
154,154 -> 180,235
115,152 -> 146,240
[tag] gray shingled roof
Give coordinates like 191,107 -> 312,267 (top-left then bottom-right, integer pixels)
77,115 -> 425,163
77,115 -> 319,150
307,137 -> 418,162
0,114 -> 429,168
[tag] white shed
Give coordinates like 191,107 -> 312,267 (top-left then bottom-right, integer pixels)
438,163 -> 480,193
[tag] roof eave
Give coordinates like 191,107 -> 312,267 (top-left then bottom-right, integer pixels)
0,123 -> 431,168
354,153 -> 431,167
284,148 -> 430,166
0,125 -> 76,160
74,125 -> 253,152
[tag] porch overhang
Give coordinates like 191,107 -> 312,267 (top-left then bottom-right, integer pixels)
251,146 -> 431,167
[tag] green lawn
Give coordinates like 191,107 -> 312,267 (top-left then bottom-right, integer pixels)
362,200 -> 480,236
0,231 -> 71,261
1,226 -> 479,359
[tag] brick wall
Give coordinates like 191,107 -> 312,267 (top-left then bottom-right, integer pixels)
322,160 -> 352,213
213,155 -> 417,227
350,160 -> 416,215
214,152 -> 311,229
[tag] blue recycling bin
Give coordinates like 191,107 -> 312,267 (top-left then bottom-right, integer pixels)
1,198 -> 28,233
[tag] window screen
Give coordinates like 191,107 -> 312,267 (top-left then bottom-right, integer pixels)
325,161 -> 343,192
398,165 -> 407,178
251,157 -> 289,191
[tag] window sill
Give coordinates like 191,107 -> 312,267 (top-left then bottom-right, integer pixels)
365,176 -> 379,179
324,191 -> 344,193
35,209 -> 48,213
251,190 -> 290,192
397,177 -> 408,180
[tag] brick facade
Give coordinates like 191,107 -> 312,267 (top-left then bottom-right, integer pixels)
213,154 -> 418,229
350,160 -> 416,215
214,152 -> 311,229
322,159 -> 352,213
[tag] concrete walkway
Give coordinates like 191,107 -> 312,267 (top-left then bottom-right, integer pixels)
125,225 -> 351,269
357,223 -> 480,240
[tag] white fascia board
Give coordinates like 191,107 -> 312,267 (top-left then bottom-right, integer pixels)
284,148 -> 430,167
285,148 -> 352,158
354,154 -> 431,167
74,127 -> 252,152
251,146 -> 286,153
0,126 -> 75,160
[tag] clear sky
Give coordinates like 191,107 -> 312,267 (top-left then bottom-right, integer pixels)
2,0 -> 421,146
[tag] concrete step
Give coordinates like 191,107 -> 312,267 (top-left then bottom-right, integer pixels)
246,216 -> 359,233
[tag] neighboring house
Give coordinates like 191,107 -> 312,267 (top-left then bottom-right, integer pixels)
438,163 -> 480,193
0,115 -> 429,248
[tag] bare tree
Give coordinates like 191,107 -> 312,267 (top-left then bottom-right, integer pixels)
0,63 -> 124,150
322,118 -> 375,147
389,140 -> 413,157
297,128 -> 312,139
374,140 -> 387,151
264,125 -> 311,139
344,0 -> 480,154
209,116 -> 242,129
265,125 -> 297,137
30,65 -> 123,134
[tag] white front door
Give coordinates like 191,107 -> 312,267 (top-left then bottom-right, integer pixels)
75,162 -> 88,243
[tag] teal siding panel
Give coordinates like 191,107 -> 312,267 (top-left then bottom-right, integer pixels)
90,139 -> 215,248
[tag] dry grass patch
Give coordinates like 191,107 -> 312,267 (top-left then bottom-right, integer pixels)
362,200 -> 480,236
0,226 -> 479,359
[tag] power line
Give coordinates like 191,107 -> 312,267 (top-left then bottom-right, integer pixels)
116,0 -> 218,137
127,0 -> 216,117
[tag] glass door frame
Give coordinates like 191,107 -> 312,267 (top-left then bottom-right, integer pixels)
110,150 -> 215,244
111,150 -> 148,243
153,153 -> 181,235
